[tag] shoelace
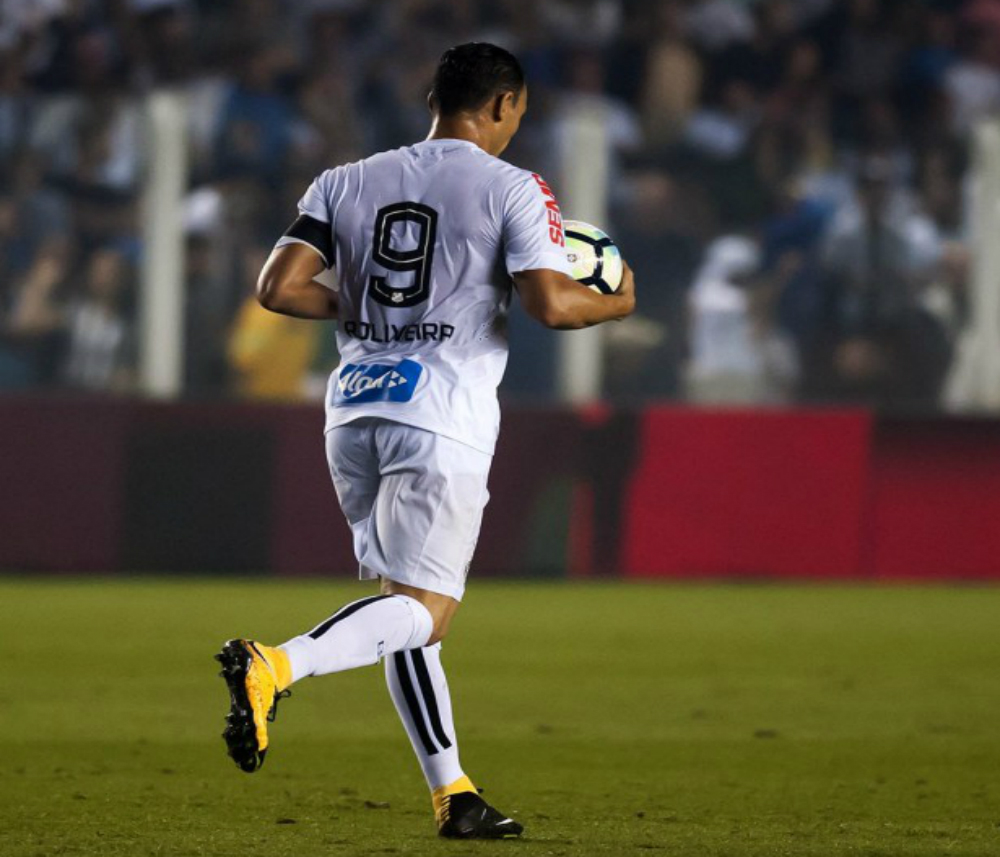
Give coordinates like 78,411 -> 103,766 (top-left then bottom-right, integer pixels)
267,689 -> 292,722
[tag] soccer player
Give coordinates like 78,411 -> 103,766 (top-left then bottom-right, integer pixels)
216,42 -> 636,839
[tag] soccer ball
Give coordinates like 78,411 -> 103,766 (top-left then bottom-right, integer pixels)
563,220 -> 623,295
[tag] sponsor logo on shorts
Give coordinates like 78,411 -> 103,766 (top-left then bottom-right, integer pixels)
334,358 -> 423,405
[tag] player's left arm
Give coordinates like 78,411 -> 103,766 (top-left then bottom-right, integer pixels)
257,243 -> 338,320
514,262 -> 635,329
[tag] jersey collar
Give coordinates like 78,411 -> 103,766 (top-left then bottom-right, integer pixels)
417,138 -> 482,152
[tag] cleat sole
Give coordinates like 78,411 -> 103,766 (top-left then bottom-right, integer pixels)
439,824 -> 524,840
216,640 -> 266,773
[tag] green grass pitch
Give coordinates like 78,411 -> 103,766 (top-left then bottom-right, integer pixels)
2,579 -> 999,856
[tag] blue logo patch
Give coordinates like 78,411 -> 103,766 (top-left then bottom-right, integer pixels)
334,359 -> 423,405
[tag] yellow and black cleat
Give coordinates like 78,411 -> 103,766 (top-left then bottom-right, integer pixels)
215,639 -> 290,773
435,788 -> 523,840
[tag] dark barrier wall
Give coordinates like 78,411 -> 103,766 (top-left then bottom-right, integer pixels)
0,396 -> 585,578
2,396 -> 999,579
0,397 -> 129,572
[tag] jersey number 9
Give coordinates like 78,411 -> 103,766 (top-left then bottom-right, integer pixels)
368,202 -> 438,308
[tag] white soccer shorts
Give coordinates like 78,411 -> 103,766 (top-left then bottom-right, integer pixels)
325,418 -> 492,601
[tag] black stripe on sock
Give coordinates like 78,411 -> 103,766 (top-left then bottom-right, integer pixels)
410,648 -> 453,751
393,651 -> 438,756
308,595 -> 391,640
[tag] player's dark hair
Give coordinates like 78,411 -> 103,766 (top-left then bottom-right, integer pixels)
430,42 -> 525,115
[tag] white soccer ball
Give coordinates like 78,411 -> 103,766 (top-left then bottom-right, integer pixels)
563,220 -> 624,294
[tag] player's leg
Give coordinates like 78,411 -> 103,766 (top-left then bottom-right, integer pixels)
385,638 -> 522,838
386,644 -> 464,791
280,583 -> 458,680
372,426 -> 521,838
218,586 -> 439,773
216,420 -> 439,772
380,582 -> 467,801
268,423 -> 460,682
267,420 -> 472,687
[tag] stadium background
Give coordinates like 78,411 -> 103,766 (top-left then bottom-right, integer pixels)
3,3 -> 1000,855
2,0 -> 1000,579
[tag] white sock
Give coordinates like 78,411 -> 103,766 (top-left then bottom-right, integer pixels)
386,642 -> 465,790
280,594 -> 433,682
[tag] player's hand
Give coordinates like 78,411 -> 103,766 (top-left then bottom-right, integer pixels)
614,260 -> 636,319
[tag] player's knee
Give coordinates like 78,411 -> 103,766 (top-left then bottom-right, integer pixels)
427,613 -> 452,645
381,579 -> 459,645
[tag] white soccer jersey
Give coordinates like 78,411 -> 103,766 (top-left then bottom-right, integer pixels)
278,138 -> 572,454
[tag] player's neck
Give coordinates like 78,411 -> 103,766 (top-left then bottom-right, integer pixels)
426,116 -> 498,156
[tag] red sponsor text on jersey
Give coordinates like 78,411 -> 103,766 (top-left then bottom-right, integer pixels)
531,173 -> 565,247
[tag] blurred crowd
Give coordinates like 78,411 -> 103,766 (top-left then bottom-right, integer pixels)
0,0 -> 994,409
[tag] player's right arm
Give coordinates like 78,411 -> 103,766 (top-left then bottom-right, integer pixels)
257,242 -> 338,320
514,263 -> 635,330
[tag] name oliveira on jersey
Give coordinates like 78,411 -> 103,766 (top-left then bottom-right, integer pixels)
342,320 -> 456,343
